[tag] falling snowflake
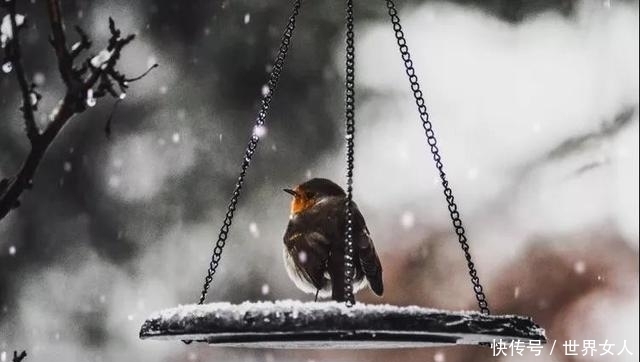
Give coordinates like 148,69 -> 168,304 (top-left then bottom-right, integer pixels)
172,132 -> 181,143
33,72 -> 46,86
8,246 -> 16,256
574,260 -> 586,274
298,251 -> 307,264
261,84 -> 271,97
243,13 -> 251,24
253,125 -> 267,138
249,222 -> 260,238
261,284 -> 270,295
434,351 -> 446,362
400,211 -> 415,229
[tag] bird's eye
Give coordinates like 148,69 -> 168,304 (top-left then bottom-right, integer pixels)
305,192 -> 314,199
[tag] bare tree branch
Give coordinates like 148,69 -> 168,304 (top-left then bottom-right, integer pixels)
0,0 -> 157,222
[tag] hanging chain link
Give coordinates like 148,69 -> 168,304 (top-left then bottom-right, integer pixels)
343,0 -> 357,307
196,0 -> 303,306
384,0 -> 490,315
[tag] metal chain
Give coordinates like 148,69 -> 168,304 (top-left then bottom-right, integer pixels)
343,0 -> 356,307
196,0 -> 303,306
384,0 -> 490,315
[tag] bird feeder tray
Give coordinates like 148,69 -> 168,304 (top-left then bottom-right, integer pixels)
139,300 -> 546,349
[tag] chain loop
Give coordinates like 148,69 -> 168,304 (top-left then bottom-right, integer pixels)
343,0 -> 356,307
196,0 -> 303,306
384,0 -> 490,315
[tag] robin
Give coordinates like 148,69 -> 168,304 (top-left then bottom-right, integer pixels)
283,178 -> 383,302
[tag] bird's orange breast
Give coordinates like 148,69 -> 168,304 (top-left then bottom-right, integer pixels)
291,196 -> 314,215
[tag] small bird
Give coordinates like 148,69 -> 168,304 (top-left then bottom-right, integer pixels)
282,178 -> 383,302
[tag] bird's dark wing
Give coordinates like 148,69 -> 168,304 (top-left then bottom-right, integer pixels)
284,224 -> 331,290
353,205 -> 384,296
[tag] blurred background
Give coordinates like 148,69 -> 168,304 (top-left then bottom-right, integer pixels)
0,0 -> 638,361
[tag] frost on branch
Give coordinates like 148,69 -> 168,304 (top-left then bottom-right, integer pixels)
0,13 -> 24,47
90,49 -> 114,68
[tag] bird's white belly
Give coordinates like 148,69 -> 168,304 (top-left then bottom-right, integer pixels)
283,249 -> 332,298
282,248 -> 368,299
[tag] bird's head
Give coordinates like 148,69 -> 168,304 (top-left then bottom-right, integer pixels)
283,178 -> 345,215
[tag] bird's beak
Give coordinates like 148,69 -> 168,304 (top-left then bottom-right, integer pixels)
283,188 -> 298,197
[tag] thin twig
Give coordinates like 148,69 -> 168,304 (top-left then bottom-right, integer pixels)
46,0 -> 73,87
126,62 -> 158,82
3,0 -> 38,141
104,98 -> 122,139
13,350 -> 27,362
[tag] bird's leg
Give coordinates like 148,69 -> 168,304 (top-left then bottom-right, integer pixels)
314,289 -> 320,302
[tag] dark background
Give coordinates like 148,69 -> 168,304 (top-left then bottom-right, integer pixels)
1,1 -> 638,361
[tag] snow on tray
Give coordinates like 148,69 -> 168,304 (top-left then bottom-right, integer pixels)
150,300 -> 467,321
140,300 -> 546,347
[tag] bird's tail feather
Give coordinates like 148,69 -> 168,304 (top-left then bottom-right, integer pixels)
366,271 -> 384,296
359,240 -> 384,296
